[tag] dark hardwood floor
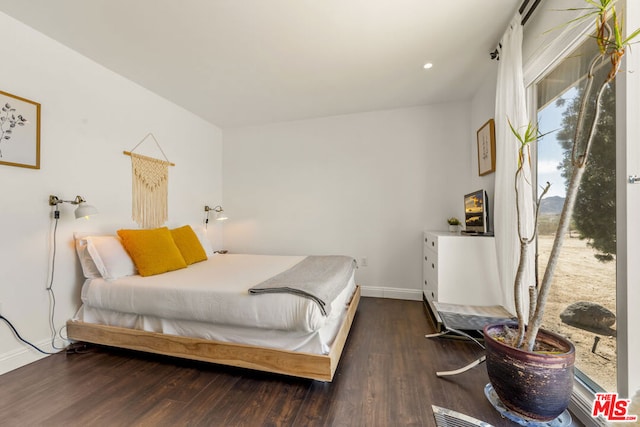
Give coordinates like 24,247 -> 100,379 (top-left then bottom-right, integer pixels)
0,298 -> 519,426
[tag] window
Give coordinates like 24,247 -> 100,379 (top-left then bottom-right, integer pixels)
535,34 -> 617,392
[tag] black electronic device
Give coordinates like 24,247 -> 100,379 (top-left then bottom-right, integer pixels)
463,189 -> 490,234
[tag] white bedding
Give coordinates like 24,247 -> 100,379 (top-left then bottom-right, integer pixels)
75,289 -> 352,354
79,254 -> 352,333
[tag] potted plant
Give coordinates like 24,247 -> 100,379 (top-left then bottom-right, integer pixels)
447,217 -> 461,233
483,1 -> 639,422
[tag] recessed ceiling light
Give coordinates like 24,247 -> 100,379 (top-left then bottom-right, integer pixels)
423,62 -> 433,70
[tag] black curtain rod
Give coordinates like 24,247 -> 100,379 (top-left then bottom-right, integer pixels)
521,0 -> 542,26
491,0 -> 543,60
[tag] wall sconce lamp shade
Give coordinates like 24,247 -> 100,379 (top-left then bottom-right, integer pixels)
49,195 -> 98,219
204,205 -> 228,223
74,202 -> 98,219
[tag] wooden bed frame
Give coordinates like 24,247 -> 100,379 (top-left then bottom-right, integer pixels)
66,285 -> 360,382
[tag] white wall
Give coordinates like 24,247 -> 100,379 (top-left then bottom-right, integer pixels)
0,12 -> 223,374
223,104 -> 471,299
469,64 -> 499,215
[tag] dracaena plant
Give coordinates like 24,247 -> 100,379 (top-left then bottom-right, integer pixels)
509,0 -> 639,352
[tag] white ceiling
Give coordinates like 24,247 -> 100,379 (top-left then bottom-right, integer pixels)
0,1 -> 520,128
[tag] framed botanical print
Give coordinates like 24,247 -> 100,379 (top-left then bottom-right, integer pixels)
0,90 -> 41,169
477,118 -> 496,176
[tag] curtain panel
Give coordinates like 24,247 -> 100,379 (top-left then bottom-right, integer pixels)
494,13 -> 535,316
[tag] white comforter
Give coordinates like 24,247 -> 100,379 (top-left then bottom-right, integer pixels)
80,254 -> 351,333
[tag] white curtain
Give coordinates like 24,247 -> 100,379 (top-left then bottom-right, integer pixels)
494,13 -> 535,316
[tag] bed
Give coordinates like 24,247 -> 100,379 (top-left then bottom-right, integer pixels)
67,227 -> 360,382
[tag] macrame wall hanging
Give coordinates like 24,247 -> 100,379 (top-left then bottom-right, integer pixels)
123,133 -> 175,229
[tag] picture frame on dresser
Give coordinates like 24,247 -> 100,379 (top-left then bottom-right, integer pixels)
476,119 -> 495,176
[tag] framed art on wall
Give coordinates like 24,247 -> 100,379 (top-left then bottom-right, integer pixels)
0,90 -> 41,169
477,118 -> 495,176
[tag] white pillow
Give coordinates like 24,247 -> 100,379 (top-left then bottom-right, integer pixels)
74,237 -> 102,279
85,235 -> 137,280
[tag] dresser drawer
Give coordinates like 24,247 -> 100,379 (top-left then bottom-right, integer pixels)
423,263 -> 437,300
423,248 -> 437,271
423,254 -> 437,282
423,284 -> 437,301
423,249 -> 438,293
423,232 -> 438,252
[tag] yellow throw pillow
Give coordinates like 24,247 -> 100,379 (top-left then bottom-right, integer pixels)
117,227 -> 187,277
170,225 -> 207,265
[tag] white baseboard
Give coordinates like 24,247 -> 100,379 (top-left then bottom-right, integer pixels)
0,339 -> 59,376
360,286 -> 422,301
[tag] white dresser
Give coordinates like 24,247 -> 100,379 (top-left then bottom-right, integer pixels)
423,230 -> 502,315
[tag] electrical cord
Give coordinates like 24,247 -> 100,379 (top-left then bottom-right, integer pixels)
46,212 -> 66,351
0,314 -> 85,355
0,315 -> 57,355
0,209 -> 68,355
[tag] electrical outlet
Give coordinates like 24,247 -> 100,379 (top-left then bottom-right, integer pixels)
360,257 -> 368,267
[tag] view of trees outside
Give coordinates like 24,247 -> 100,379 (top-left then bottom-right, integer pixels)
556,81 -> 616,261
536,44 -> 617,391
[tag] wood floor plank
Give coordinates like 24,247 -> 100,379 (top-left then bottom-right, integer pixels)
131,366 -> 242,426
41,356 -> 180,426
0,298 -> 530,426
129,399 -> 188,427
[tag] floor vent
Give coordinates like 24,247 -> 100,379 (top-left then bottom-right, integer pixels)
432,405 -> 493,427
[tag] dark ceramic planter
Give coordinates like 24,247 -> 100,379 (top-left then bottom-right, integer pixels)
483,323 -> 576,422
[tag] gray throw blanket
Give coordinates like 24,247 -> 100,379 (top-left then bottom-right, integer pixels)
248,255 -> 356,316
